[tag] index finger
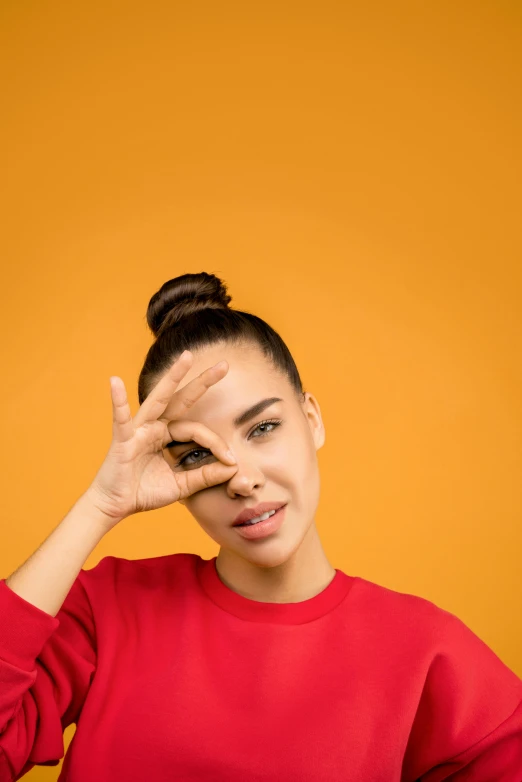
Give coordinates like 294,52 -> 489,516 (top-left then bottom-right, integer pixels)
133,351 -> 228,429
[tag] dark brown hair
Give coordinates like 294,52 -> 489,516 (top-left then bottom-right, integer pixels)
137,272 -> 306,405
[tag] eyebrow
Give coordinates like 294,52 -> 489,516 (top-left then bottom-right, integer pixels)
165,397 -> 284,448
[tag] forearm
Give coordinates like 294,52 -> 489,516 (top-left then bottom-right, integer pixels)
4,491 -> 115,617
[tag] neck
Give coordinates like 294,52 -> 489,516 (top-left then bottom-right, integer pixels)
215,521 -> 336,603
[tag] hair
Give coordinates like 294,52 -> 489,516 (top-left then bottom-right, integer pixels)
137,272 -> 306,406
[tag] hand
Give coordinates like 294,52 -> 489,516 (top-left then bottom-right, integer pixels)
85,351 -> 238,530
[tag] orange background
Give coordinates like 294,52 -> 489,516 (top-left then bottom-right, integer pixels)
1,1 -> 521,777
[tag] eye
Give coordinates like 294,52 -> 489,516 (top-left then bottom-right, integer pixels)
174,418 -> 283,468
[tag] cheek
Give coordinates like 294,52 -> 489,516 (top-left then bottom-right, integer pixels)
281,428 -> 315,466
294,440 -> 321,495
261,428 -> 312,473
273,429 -> 304,459
182,497 -> 209,524
187,495 -> 228,530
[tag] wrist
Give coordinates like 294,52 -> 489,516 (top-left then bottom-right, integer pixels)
79,487 -> 126,528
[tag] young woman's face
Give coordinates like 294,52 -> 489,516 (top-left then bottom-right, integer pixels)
161,342 -> 325,566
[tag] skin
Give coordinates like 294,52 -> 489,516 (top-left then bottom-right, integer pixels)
161,340 -> 336,604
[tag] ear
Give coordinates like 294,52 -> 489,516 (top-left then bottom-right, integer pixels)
302,392 -> 325,451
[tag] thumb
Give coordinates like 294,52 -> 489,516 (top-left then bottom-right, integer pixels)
180,461 -> 238,501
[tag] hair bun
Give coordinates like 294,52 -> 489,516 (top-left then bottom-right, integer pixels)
146,272 -> 232,338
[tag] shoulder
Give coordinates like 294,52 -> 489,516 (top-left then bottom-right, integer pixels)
348,574 -> 521,684
347,574 -> 456,635
76,551 -> 203,603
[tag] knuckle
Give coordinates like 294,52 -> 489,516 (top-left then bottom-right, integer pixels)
179,394 -> 196,411
199,468 -> 212,490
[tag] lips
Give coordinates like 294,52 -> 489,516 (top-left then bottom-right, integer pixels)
232,502 -> 287,526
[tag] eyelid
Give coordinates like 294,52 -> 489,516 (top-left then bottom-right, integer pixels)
174,418 -> 283,468
245,417 -> 283,439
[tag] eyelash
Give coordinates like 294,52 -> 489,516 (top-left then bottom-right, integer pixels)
174,418 -> 283,468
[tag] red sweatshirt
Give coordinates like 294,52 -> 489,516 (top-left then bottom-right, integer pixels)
1,552 -> 521,781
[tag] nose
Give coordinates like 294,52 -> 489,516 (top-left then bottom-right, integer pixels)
224,456 -> 265,498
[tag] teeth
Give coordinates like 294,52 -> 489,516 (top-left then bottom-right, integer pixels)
243,509 -> 276,526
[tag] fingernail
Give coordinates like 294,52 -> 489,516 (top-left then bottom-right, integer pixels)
225,450 -> 236,463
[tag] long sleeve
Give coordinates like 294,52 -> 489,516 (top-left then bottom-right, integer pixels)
402,611 -> 522,781
0,572 -> 97,781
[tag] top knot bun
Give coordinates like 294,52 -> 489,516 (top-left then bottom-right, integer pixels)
146,272 -> 233,338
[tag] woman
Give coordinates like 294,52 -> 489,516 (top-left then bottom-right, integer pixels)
1,272 -> 521,781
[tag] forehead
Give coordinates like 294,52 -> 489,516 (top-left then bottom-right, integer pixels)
162,343 -> 285,423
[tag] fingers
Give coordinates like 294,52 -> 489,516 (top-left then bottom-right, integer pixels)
169,361 -> 229,421
133,351 -> 194,429
110,377 -> 135,444
179,459 -> 238,499
134,351 -> 229,429
164,419 -> 237,466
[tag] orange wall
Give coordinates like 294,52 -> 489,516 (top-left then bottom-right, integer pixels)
1,2 -> 521,777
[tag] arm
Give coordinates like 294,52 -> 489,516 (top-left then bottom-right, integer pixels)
0,492 -> 113,780
403,612 -> 522,781
5,490 -> 114,617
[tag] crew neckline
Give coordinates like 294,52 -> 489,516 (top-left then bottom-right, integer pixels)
196,556 -> 355,624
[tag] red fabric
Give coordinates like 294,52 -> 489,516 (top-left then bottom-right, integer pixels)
1,553 -> 521,781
